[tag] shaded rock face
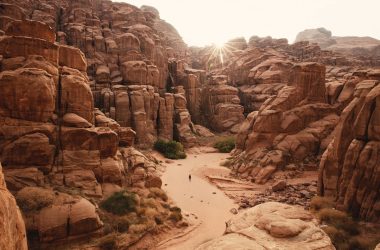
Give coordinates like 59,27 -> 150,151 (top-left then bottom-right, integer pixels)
319,70 -> 380,222
196,202 -> 335,250
0,163 -> 28,250
230,62 -> 339,183
168,60 -> 245,133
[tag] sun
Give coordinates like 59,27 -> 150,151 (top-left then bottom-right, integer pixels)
206,40 -> 235,69
213,41 -> 226,49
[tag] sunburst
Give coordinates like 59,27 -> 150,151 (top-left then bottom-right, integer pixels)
206,42 -> 236,70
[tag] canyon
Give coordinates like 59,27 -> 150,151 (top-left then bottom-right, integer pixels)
0,0 -> 379,249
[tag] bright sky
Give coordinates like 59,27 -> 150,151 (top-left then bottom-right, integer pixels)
114,0 -> 380,47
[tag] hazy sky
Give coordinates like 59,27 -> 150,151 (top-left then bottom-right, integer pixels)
115,0 -> 380,46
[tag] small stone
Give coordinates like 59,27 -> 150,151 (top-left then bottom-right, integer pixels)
230,208 -> 238,214
272,180 -> 287,192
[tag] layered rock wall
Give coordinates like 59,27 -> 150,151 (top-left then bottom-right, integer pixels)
319,70 -> 380,222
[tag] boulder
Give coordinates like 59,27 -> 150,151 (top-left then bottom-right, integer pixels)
121,60 -> 147,84
58,45 -> 87,72
197,202 -> 334,250
0,68 -> 56,122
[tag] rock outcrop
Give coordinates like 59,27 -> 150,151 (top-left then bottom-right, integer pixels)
230,62 -> 339,183
0,163 -> 28,250
319,69 -> 380,222
296,28 -> 380,66
196,202 -> 335,250
0,16 -> 166,247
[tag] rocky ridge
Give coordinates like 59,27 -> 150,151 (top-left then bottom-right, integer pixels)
296,28 -> 380,66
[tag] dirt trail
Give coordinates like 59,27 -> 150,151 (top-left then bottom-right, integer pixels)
157,148 -> 237,250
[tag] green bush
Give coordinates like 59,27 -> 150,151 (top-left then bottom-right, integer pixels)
214,137 -> 235,153
101,191 -> 138,215
154,139 -> 187,159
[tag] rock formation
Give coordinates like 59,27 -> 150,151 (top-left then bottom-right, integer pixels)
196,202 -> 335,250
230,61 -> 339,183
0,163 -> 28,250
0,11 -> 169,247
319,69 -> 380,222
296,28 -> 380,66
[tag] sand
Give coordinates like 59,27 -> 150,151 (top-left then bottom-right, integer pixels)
156,147 -> 238,250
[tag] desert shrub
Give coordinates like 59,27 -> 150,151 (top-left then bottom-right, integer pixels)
148,188 -> 168,202
323,226 -> 348,248
154,139 -> 187,159
214,137 -> 235,153
101,191 -> 138,215
16,187 -> 55,212
169,206 -> 181,213
129,223 -> 148,234
116,217 -> 130,233
141,197 -> 160,209
168,211 -> 182,222
144,207 -> 159,219
348,236 -> 372,250
310,196 -> 335,211
319,208 -> 366,249
168,206 -> 182,222
220,159 -> 232,167
98,233 -> 118,250
318,208 -> 349,225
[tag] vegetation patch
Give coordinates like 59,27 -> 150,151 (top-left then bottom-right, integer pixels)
310,196 -> 335,211
16,187 -> 55,213
154,139 -> 187,159
213,137 -> 235,153
310,197 -> 377,250
98,233 -> 118,250
100,191 -> 138,215
148,187 -> 168,201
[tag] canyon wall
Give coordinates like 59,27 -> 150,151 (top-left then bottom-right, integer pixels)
319,69 -> 380,222
0,163 -> 28,250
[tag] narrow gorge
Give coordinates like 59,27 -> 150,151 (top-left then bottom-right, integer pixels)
0,0 -> 379,249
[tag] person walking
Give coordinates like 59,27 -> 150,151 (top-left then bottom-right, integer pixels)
189,174 -> 192,181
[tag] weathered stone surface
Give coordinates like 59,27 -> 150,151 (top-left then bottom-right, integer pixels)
60,72 -> 94,123
231,62 -> 337,182
121,60 -> 147,84
5,19 -> 56,43
197,202 -> 334,250
58,45 -> 87,72
0,163 -> 28,250
319,78 -> 380,222
0,68 -> 56,122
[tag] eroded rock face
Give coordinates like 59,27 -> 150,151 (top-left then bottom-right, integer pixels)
196,202 -> 335,250
230,62 -> 339,183
0,163 -> 28,250
319,71 -> 380,222
0,17 -> 166,247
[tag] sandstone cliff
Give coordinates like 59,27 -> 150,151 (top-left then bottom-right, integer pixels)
0,163 -> 28,250
0,4 -> 175,247
319,69 -> 380,222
